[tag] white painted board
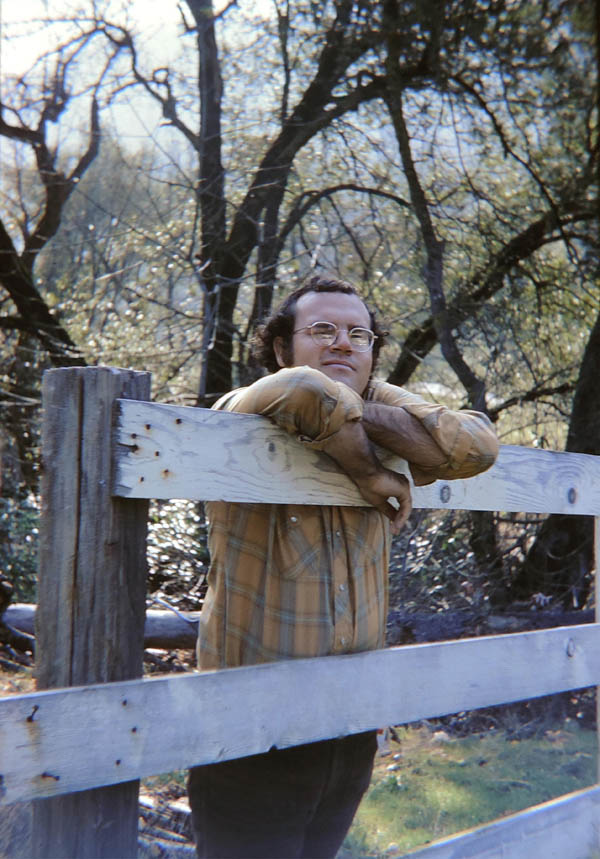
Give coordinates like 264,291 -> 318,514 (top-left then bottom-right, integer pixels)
1,623 -> 599,805
416,443 -> 600,516
113,400 -> 600,515
402,785 -> 600,859
112,399 -> 398,506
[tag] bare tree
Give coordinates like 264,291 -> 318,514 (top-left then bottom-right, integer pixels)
1,0 -> 597,601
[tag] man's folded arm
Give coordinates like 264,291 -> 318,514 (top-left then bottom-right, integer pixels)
363,383 -> 499,485
214,368 -> 499,489
213,366 -> 364,447
214,367 -> 413,528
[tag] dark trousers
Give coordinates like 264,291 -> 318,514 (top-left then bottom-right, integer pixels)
187,730 -> 377,859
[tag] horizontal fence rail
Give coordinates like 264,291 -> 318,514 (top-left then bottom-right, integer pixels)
1,623 -> 599,806
113,398 -> 404,506
404,785 -> 600,859
113,400 -> 600,516
114,399 -> 600,515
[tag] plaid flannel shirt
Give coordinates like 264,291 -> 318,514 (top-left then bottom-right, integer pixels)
197,367 -> 497,670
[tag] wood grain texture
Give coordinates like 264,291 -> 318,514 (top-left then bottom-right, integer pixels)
113,400 -> 600,515
38,368 -> 150,687
113,399 -> 381,505
34,367 -> 151,859
596,516 -> 600,784
2,623 -> 599,805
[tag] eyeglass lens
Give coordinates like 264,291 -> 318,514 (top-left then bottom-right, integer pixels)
310,322 -> 373,349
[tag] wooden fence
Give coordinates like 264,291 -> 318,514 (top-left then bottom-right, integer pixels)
1,366 -> 599,858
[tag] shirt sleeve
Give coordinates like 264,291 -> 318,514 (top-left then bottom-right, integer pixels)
213,366 -> 364,449
368,380 -> 499,481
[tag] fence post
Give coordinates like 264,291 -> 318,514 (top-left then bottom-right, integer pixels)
32,367 -> 151,859
596,515 -> 600,784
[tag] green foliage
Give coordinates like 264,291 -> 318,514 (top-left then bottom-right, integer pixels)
389,509 -> 500,612
0,493 -> 209,611
0,494 -> 39,603
146,500 -> 209,611
3,0 -> 596,421
35,142 -> 206,403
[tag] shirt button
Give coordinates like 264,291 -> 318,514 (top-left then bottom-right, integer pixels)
290,515 -> 298,523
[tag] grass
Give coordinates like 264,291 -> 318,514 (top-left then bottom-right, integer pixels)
341,721 -> 597,858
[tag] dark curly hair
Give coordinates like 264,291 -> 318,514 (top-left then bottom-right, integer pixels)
253,276 -> 387,375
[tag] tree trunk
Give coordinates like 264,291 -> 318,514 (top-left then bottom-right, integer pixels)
469,511 -> 507,606
512,306 -> 600,607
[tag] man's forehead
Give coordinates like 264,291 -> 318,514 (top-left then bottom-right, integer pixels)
295,290 -> 370,322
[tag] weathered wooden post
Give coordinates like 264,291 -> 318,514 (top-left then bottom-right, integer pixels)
596,515 -> 600,784
32,367 -> 151,859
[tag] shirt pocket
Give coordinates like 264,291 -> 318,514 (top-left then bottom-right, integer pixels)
270,506 -> 325,581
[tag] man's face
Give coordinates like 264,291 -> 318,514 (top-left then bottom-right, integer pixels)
274,291 -> 374,395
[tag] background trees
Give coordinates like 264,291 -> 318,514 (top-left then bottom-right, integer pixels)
1,0 -> 597,607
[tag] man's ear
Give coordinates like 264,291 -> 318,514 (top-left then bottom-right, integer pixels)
273,336 -> 289,368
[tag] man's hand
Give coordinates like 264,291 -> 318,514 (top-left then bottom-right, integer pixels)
352,468 -> 412,534
320,420 -> 412,534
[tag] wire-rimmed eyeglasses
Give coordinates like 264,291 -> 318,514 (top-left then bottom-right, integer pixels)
293,321 -> 377,351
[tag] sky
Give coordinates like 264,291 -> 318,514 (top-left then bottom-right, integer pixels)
1,0 -> 274,77
1,0 -> 275,151
1,0 -> 184,75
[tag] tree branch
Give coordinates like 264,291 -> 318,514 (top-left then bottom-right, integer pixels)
385,24 -> 486,410
487,382 -> 575,423
0,219 -> 82,364
387,199 -> 598,387
23,97 -> 101,267
103,25 -> 201,150
0,114 -> 43,146
449,72 -> 578,261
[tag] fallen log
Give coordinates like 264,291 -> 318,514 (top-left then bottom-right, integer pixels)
386,605 -> 595,645
4,604 -> 200,651
4,603 -> 594,653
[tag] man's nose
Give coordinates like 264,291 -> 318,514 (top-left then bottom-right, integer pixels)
332,328 -> 354,350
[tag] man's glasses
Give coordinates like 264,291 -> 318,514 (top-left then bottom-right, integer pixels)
293,321 -> 377,351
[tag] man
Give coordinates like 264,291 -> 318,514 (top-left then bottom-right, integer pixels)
188,276 -> 499,858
